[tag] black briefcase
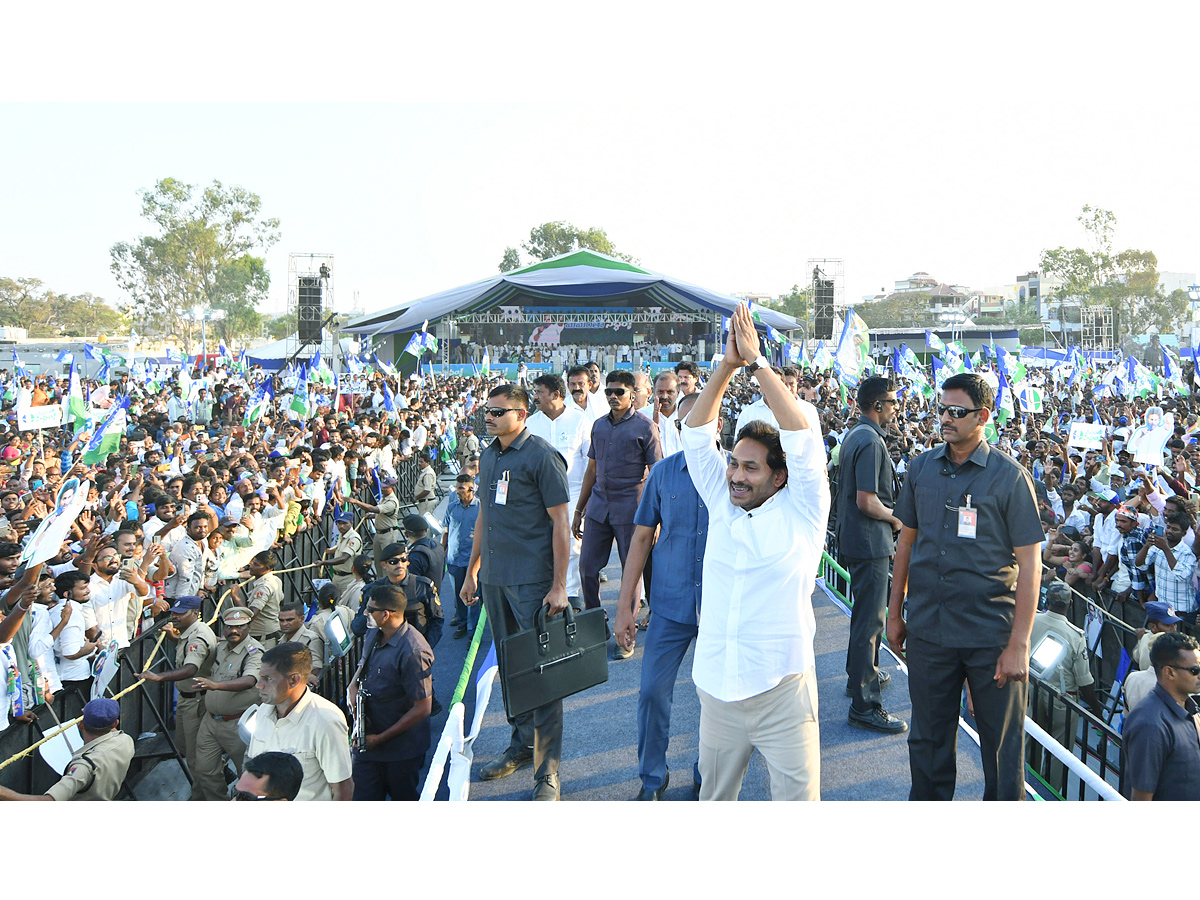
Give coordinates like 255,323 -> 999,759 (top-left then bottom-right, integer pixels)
500,605 -> 609,717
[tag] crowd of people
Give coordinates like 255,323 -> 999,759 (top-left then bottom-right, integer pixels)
3,309 -> 1198,803
0,355 -> 487,801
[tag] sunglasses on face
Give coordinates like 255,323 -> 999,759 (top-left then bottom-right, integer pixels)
482,407 -> 518,418
384,557 -> 408,564
604,387 -> 628,396
937,404 -> 983,419
1168,664 -> 1200,676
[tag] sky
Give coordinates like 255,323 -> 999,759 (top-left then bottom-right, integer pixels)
4,5 -> 1199,330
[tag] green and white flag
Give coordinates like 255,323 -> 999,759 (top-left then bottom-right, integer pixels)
82,397 -> 129,465
290,368 -> 309,418
66,361 -> 88,433
243,380 -> 274,425
480,351 -> 490,377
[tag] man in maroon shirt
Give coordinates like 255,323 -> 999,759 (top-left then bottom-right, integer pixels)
573,370 -> 662,620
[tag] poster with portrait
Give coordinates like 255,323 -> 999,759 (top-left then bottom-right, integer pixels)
337,372 -> 370,396
20,477 -> 90,568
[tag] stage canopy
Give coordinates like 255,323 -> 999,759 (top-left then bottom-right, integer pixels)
342,250 -> 802,337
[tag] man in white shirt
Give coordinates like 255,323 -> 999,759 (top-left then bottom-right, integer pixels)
733,369 -> 784,439
566,365 -> 604,425
650,371 -> 681,459
82,545 -> 152,649
680,304 -> 829,800
525,373 -> 591,605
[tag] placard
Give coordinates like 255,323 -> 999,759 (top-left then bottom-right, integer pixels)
337,372 -> 370,395
17,403 -> 64,431
1067,422 -> 1106,450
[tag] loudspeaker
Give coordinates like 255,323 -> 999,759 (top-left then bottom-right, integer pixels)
297,277 -> 322,343
813,277 -> 834,341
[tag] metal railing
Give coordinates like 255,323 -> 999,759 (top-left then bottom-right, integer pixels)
1025,676 -> 1125,799
0,615 -> 188,798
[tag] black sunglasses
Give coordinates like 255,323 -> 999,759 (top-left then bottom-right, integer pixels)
604,387 -> 628,396
384,556 -> 408,564
482,406 -> 519,417
1168,664 -> 1200,676
937,404 -> 983,419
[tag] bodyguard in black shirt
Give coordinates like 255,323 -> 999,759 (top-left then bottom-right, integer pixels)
834,376 -> 907,735
461,383 -> 571,801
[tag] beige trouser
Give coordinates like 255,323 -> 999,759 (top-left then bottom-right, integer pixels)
192,715 -> 248,801
176,696 -> 204,781
697,668 -> 821,801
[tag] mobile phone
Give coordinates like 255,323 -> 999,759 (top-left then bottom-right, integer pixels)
125,500 -> 139,520
1154,524 -> 1165,536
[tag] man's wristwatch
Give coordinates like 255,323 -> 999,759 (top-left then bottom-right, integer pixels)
747,356 -> 768,374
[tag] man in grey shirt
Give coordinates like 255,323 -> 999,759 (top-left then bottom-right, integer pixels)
888,373 -> 1044,800
834,376 -> 906,735
461,383 -> 571,801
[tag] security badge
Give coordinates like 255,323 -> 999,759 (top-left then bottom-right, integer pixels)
957,494 -> 977,540
495,470 -> 510,506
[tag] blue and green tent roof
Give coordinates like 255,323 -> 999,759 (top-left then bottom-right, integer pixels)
342,250 -> 801,336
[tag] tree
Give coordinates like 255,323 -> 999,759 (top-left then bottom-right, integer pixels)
1039,205 -> 1163,342
0,277 -> 127,338
264,312 -> 294,340
857,293 -> 934,329
0,277 -> 50,327
499,221 -> 636,271
775,284 -> 812,324
110,178 -> 280,348
499,247 -> 521,272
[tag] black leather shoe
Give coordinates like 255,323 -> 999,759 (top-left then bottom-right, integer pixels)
847,707 -> 908,734
532,773 -> 560,801
480,747 -> 534,781
845,668 -> 891,696
636,768 -> 669,800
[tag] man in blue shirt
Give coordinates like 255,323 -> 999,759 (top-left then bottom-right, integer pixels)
1123,630 -> 1200,800
613,391 -> 710,800
442,473 -> 480,639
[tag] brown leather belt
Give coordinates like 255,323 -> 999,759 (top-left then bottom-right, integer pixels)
210,713 -> 242,721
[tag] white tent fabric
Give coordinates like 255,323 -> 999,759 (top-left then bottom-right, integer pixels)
343,250 -> 801,337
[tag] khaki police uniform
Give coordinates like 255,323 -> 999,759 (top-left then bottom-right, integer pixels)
244,574 -> 284,648
1027,609 -> 1094,785
415,465 -> 438,516
174,618 -> 217,780
287,624 -> 326,682
371,493 -> 402,570
45,730 -> 135,801
192,636 -> 263,801
331,528 -> 364,597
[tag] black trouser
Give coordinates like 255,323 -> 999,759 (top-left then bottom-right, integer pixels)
906,634 -> 1027,801
482,579 -> 563,783
352,755 -> 424,801
843,555 -> 890,714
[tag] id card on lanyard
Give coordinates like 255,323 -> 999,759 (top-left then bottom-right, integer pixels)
495,469 -> 510,506
958,494 -> 977,539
